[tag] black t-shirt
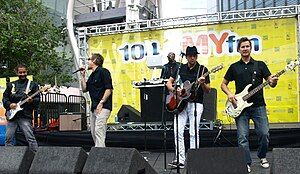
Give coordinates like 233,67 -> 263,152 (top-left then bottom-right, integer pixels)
171,62 -> 210,103
224,58 -> 271,107
87,66 -> 113,111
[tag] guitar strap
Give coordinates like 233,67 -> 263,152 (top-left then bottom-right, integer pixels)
25,80 -> 31,95
194,64 -> 204,91
252,60 -> 258,85
196,64 -> 204,81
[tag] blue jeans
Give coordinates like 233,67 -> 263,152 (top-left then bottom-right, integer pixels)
235,106 -> 269,165
6,118 -> 38,152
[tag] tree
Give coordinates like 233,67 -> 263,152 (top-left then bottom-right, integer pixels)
0,0 -> 74,85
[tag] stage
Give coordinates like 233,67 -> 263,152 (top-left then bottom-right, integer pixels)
15,122 -> 300,151
11,122 -> 300,173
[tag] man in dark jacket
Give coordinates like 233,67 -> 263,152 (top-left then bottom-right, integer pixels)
160,52 -> 180,79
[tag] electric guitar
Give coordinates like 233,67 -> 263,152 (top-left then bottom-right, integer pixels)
5,85 -> 50,121
225,60 -> 299,118
166,64 -> 223,113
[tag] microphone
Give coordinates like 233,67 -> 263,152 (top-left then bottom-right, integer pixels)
180,51 -> 185,57
72,67 -> 85,74
0,65 -> 7,69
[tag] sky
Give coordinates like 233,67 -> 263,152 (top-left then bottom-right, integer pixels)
160,0 -> 217,18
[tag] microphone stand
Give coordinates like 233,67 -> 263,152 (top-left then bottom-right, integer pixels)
194,102 -> 198,149
173,53 -> 184,174
213,121 -> 235,147
160,63 -> 168,171
161,79 -> 167,171
193,64 -> 205,149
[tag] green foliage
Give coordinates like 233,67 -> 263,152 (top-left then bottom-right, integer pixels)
0,0 -> 74,85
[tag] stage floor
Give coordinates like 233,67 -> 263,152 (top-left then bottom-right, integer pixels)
144,151 -> 270,174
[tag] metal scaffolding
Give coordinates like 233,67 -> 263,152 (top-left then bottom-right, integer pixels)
77,5 -> 299,36
107,120 -> 213,132
76,5 -> 300,65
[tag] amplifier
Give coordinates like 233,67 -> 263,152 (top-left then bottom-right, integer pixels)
59,113 -> 83,131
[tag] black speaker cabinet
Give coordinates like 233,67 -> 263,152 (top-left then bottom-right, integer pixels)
117,105 -> 141,122
202,88 -> 217,121
82,147 -> 157,174
186,147 -> 247,174
29,146 -> 87,174
0,146 -> 35,174
140,86 -> 173,122
271,148 -> 300,174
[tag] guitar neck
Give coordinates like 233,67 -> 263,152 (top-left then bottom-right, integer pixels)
243,69 -> 286,101
19,90 -> 41,106
202,71 -> 210,78
190,69 -> 213,90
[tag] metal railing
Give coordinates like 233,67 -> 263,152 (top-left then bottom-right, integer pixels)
36,93 -> 87,130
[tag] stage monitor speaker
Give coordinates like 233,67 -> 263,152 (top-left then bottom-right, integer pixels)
59,113 -> 86,131
29,146 -> 87,174
82,147 -> 157,174
117,105 -> 141,122
140,86 -> 173,122
186,147 -> 247,174
271,148 -> 300,174
0,146 -> 35,174
202,88 -> 217,121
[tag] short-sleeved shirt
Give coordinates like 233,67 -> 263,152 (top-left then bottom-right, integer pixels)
224,58 -> 271,107
87,66 -> 113,111
171,62 -> 210,104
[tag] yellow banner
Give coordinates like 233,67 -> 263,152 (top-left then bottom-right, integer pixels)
89,18 -> 298,124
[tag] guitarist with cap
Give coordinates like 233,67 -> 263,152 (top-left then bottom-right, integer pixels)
2,64 -> 40,152
166,46 -> 210,169
221,37 -> 278,173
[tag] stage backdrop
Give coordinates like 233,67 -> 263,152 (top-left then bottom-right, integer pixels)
88,17 -> 299,124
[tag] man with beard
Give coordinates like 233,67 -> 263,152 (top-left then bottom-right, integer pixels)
81,53 -> 113,147
166,46 -> 210,169
221,37 -> 278,173
2,64 -> 39,152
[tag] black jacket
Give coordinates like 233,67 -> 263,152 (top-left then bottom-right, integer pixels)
2,79 -> 40,119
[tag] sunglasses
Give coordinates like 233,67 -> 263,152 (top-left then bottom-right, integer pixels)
18,71 -> 27,73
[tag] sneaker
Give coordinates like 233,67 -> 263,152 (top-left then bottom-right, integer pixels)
143,156 -> 148,161
168,160 -> 177,166
260,158 -> 270,168
177,163 -> 185,169
247,165 -> 251,173
169,162 -> 184,169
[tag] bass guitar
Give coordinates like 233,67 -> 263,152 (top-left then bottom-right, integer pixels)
166,64 -> 223,113
225,60 -> 299,118
6,85 -> 50,121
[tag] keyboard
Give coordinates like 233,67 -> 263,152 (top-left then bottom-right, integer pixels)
133,79 -> 168,87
